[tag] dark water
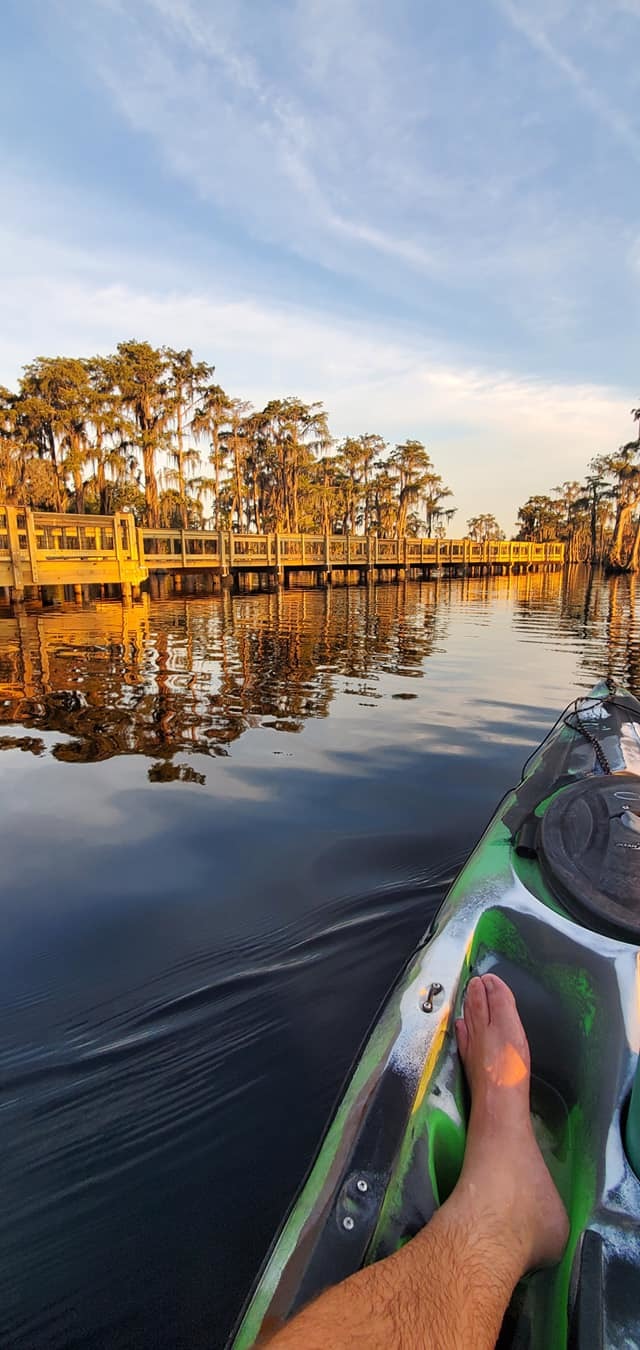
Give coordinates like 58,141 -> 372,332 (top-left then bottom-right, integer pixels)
0,567 -> 638,1349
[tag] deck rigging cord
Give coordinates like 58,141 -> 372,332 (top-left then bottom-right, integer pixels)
520,676 -> 640,780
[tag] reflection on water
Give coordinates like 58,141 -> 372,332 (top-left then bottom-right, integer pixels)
0,566 -> 638,1350
1,569 -> 637,775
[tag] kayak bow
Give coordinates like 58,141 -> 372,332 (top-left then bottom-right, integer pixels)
229,681 -> 640,1350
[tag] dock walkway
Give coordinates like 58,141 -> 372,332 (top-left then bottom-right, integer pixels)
0,507 -> 565,603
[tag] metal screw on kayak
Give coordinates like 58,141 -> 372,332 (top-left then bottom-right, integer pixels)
343,1216 -> 355,1231
356,1179 -> 368,1193
421,982 -> 443,1013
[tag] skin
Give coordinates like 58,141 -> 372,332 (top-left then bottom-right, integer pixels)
263,974 -> 569,1350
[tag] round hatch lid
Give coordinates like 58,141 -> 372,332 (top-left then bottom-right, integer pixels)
539,774 -> 640,941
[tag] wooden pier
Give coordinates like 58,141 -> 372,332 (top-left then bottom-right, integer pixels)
0,506 -> 565,604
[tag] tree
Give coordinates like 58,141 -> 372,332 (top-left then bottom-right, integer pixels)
111,341 -> 171,527
333,434 -> 386,534
192,380 -> 231,529
1,338 -> 466,540
599,441 -> 640,570
570,470 -> 612,565
467,513 -> 504,542
0,386 -> 24,503
165,349 -> 211,528
220,398 -> 253,531
16,356 -> 98,510
516,495 -> 564,541
387,440 -> 436,536
624,408 -> 640,572
370,460 -> 398,536
245,398 -> 330,532
359,434 -> 385,533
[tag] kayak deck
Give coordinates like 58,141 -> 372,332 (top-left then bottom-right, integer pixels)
229,685 -> 640,1349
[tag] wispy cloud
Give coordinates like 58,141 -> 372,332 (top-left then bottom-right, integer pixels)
495,0 -> 640,161
0,221 -> 633,531
3,0 -> 639,507
61,0 -> 636,357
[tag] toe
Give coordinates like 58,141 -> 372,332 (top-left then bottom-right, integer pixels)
464,975 -> 489,1034
482,973 -> 517,1026
482,974 -> 531,1068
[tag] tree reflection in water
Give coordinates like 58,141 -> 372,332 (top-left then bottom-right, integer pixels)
0,569 -> 638,783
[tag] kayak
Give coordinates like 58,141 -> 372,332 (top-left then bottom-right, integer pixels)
228,680 -> 640,1350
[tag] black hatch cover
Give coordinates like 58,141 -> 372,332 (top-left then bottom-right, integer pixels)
539,774 -> 640,941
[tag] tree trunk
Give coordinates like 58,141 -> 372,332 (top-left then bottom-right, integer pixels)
234,443 -> 243,531
630,517 -> 640,572
142,436 -> 159,527
292,460 -> 299,533
47,429 -> 63,511
177,396 -> 188,529
73,466 -> 84,514
95,435 -> 108,515
252,475 -> 262,534
609,504 -> 632,569
212,428 -> 220,529
590,496 -> 598,563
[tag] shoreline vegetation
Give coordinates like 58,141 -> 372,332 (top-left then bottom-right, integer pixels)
0,341 -> 638,569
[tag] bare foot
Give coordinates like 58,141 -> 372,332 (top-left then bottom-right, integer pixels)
453,973 -> 569,1276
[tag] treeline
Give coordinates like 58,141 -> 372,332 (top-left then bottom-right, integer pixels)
0,340 -> 456,537
516,406 -> 640,571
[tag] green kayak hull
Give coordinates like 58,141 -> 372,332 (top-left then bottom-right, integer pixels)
229,682 -> 640,1350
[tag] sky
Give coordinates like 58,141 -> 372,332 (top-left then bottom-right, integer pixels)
2,0 -> 639,532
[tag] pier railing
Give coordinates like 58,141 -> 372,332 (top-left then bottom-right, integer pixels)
0,506 -> 565,598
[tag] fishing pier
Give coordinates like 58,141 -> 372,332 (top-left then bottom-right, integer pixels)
0,507 -> 565,604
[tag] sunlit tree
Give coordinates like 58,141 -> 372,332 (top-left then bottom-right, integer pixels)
467,513 -> 504,542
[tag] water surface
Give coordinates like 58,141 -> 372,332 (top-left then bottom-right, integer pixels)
0,567 -> 638,1349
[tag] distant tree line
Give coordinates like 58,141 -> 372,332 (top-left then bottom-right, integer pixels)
516,406 -> 640,572
0,341 -> 456,538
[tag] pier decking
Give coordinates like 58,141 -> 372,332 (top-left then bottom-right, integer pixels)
0,506 -> 565,603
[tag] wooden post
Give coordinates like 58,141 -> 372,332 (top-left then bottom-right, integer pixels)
218,530 -> 228,577
274,533 -> 285,586
25,510 -> 39,588
6,507 -> 25,602
114,511 -> 126,579
126,513 -> 138,561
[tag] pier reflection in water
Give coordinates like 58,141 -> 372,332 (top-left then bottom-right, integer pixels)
0,567 -> 637,1350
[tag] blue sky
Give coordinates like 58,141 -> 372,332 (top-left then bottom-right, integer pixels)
2,0 -> 639,530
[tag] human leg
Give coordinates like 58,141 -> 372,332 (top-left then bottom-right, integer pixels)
263,974 -> 568,1350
